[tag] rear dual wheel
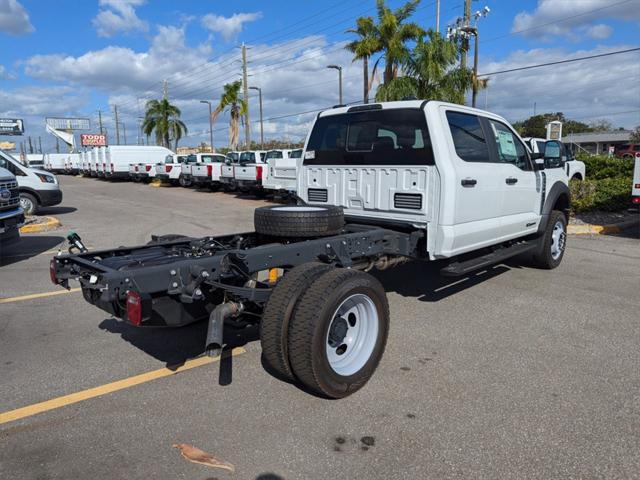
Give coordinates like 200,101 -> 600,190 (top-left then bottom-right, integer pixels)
261,265 -> 389,398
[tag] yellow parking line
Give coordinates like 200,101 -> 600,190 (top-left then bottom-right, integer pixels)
0,288 -> 82,304
0,347 -> 246,425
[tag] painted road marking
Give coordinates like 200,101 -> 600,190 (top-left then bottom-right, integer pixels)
0,288 -> 82,304
0,347 -> 246,425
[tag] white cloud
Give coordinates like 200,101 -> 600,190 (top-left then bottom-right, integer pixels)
93,0 -> 148,37
511,0 -> 640,40
478,45 -> 640,128
201,12 -> 262,42
0,0 -> 34,35
0,64 -> 16,80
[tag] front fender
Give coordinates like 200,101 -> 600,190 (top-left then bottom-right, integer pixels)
537,180 -> 571,234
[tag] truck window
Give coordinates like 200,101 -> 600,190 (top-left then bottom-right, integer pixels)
488,120 -> 529,169
305,108 -> 434,165
446,111 -> 490,163
535,140 -> 546,153
290,149 -> 303,159
240,152 -> 256,163
266,151 -> 283,159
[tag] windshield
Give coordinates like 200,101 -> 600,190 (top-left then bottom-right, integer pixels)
164,155 -> 174,164
201,155 -> 225,163
184,154 -> 197,163
266,150 -> 283,159
290,149 -> 303,158
240,152 -> 256,163
305,108 -> 434,165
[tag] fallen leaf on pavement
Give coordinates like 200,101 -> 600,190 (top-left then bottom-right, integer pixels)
173,443 -> 235,472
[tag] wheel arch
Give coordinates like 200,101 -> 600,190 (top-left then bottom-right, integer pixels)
537,181 -> 570,234
18,186 -> 41,204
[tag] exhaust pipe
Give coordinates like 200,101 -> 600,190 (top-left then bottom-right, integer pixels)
205,301 -> 244,357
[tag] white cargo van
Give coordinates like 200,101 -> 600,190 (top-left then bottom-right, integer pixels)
45,153 -> 67,173
105,146 -> 174,179
26,154 -> 45,170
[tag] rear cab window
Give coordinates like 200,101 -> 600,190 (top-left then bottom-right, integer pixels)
304,108 -> 434,165
240,152 -> 256,164
266,151 -> 283,160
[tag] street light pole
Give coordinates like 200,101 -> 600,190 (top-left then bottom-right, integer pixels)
200,100 -> 214,152
327,65 -> 343,105
249,87 -> 263,150
471,28 -> 479,108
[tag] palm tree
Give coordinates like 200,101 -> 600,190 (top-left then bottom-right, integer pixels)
377,30 -> 474,103
212,81 -> 247,151
345,16 -> 380,104
141,98 -> 188,150
372,0 -> 424,86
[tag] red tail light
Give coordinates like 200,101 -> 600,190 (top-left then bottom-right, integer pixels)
166,165 -> 173,173
256,166 -> 263,180
126,291 -> 142,326
49,259 -> 58,285
145,165 -> 151,171
207,164 -> 212,176
633,197 -> 640,205
134,165 -> 139,172
110,163 -> 114,172
102,163 -> 106,170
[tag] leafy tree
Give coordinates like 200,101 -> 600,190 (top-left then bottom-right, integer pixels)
376,30 -> 472,103
628,126 -> 640,143
345,16 -> 380,103
512,112 -> 591,138
588,119 -> 613,132
142,98 -> 188,150
212,81 -> 247,151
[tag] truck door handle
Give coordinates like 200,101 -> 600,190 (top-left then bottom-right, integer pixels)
461,178 -> 477,187
505,177 -> 518,185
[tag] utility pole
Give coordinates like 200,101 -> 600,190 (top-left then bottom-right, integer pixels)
98,110 -> 104,135
436,0 -> 440,33
114,105 -> 120,145
327,65 -> 343,105
249,87 -> 263,149
471,29 -> 479,108
461,0 -> 471,70
38,137 -> 42,154
120,122 -> 127,145
200,101 -> 214,151
241,43 -> 251,148
56,137 -> 60,153
163,80 -> 168,100
28,136 -> 33,154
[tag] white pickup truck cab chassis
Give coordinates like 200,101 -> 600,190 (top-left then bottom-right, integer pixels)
52,101 -> 570,399
523,137 -> 585,181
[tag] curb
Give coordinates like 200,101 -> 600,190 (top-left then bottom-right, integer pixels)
568,218 -> 639,235
19,216 -> 61,234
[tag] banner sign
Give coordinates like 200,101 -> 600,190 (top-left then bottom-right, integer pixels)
0,118 -> 24,136
80,134 -> 107,147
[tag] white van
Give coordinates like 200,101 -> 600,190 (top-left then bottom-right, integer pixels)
105,145 -> 174,180
0,149 -> 63,215
262,148 -> 301,194
26,154 -> 45,170
45,153 -> 67,173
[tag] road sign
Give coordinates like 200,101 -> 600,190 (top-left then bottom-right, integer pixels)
45,117 -> 91,130
546,121 -> 562,141
80,134 -> 107,147
0,118 -> 24,136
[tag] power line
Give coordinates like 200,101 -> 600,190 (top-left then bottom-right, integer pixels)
479,47 -> 640,77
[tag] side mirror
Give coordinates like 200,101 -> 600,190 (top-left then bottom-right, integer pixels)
533,158 -> 545,171
544,140 -> 562,168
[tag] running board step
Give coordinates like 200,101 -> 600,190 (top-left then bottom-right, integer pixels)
440,241 -> 537,277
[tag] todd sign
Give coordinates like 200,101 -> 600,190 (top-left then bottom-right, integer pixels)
81,134 -> 107,147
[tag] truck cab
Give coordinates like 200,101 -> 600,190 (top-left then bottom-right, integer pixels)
190,153 -> 227,188
155,154 -> 192,184
262,149 -> 301,194
220,151 -> 241,190
299,101 -> 570,259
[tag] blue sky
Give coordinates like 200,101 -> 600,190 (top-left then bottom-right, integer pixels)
1,0 -> 639,151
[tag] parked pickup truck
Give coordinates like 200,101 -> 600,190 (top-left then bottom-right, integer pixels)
523,137 -> 585,181
189,153 -> 227,189
262,148 -> 301,195
51,101 -> 571,399
233,150 -> 267,192
0,165 -> 24,245
155,154 -> 193,184
220,151 -> 240,190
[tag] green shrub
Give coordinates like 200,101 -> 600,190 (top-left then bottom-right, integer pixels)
576,154 -> 634,180
570,177 -> 632,213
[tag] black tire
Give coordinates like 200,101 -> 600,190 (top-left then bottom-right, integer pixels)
260,262 -> 334,381
254,205 -> 344,238
288,268 -> 389,398
19,192 -> 38,216
179,175 -> 191,188
532,210 -> 567,269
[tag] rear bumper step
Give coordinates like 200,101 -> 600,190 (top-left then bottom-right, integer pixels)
441,241 -> 536,277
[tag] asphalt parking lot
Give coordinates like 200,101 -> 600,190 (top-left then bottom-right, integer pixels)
1,175 -> 639,480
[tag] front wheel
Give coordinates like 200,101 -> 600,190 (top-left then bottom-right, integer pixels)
19,192 -> 38,216
532,210 -> 567,269
287,269 -> 389,398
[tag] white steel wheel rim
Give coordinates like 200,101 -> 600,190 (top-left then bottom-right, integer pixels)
325,294 -> 379,376
272,206 -> 327,212
551,220 -> 566,260
19,196 -> 33,213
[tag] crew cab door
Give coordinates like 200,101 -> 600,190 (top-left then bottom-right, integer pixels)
441,110 -> 505,254
486,119 -> 540,238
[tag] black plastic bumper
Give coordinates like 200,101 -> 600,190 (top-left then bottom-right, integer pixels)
38,189 -> 63,207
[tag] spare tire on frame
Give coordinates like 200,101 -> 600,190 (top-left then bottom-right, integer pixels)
254,205 -> 345,238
